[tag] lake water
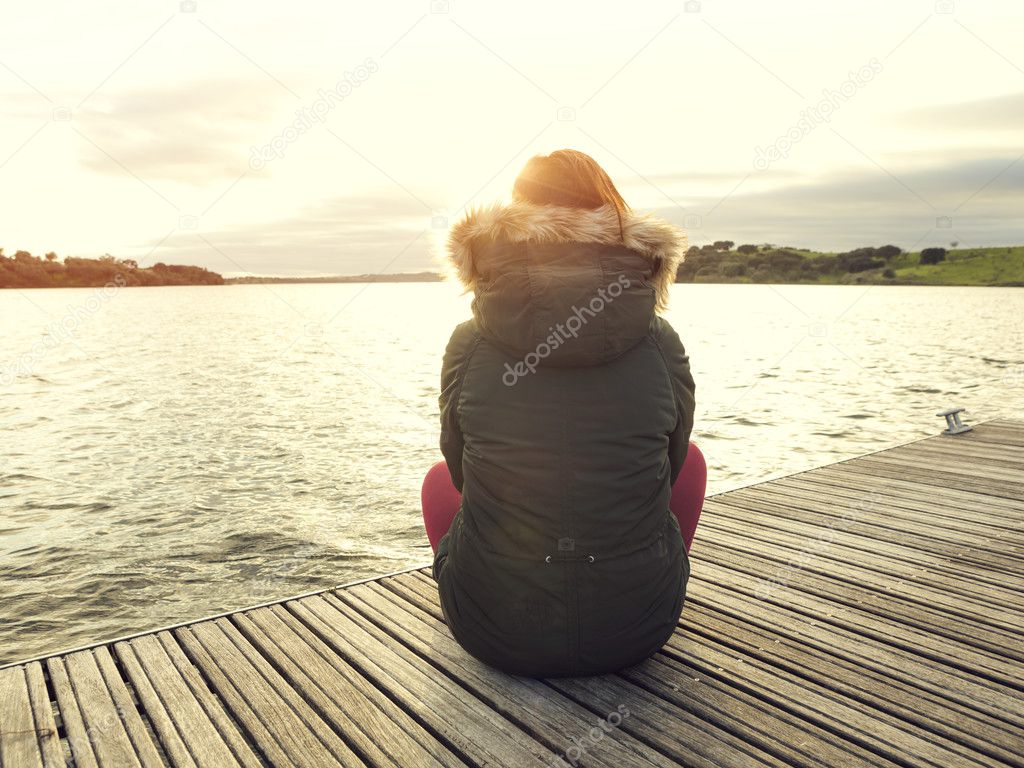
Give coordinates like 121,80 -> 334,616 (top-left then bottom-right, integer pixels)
1,283 -> 1022,664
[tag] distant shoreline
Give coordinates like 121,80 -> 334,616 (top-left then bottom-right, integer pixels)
225,271 -> 442,285
4,245 -> 1022,288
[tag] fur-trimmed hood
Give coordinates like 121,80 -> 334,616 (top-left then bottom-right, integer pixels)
445,201 -> 686,312
442,201 -> 687,369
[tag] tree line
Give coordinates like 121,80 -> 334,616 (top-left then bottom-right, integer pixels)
675,241 -> 948,283
0,249 -> 224,288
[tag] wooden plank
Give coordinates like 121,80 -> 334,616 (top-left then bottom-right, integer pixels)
0,666 -> 44,768
715,484 -> 1024,568
796,464 -> 1024,516
857,452 -> 1024,486
766,475 -> 1024,536
392,568 -> 1021,768
233,607 -> 461,768
694,539 -> 1024,668
157,632 -> 265,768
289,594 -> 557,767
676,601 -> 1024,767
115,639 -> 196,768
24,663 -> 63,768
2,422 -> 1022,768
365,504 -> 1024,733
56,651 -> 145,768
700,506 -> 1024,624
981,418 -> 1024,428
712,495 -> 1023,588
661,628 -> 997,767
340,581 -> 688,768
958,432 -> 1024,450
828,459 -> 1024,501
874,449 -> 1024,477
686,579 -> 1024,729
710,490 -> 1024,598
250,605 -> 461,767
884,435 -> 1024,463
177,620 -> 361,768
174,626 -> 302,768
701,546 -> 1024,680
690,556 -> 1024,689
547,670 -> 777,768
46,656 -> 99,768
374,574 -> 886,768
93,647 -> 165,767
117,632 -> 262,768
956,423 -> 1024,447
898,441 -> 1024,468
903,431 -> 1024,454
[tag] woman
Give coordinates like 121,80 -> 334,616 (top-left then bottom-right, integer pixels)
422,149 -> 704,678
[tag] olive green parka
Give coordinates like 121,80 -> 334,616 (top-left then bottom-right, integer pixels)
433,201 -> 695,677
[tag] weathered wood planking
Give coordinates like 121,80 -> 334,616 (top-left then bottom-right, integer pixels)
1,418 -> 1022,767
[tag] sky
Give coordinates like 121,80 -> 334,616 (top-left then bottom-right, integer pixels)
1,0 -> 1022,276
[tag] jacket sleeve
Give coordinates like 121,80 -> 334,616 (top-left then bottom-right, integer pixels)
439,321 -> 479,493
653,317 -> 697,485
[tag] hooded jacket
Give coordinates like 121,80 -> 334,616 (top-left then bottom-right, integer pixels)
433,200 -> 696,677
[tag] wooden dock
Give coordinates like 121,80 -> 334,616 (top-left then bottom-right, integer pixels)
1,419 -> 1022,767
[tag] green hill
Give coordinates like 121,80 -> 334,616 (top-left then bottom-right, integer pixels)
675,243 -> 1024,286
885,246 -> 1024,285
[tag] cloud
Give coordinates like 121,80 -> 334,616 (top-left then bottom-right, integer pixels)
128,152 -> 1023,275
139,194 -> 438,275
898,91 -> 1024,132
72,78 -> 284,183
653,154 -> 1024,251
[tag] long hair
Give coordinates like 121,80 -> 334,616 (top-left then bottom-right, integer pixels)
512,150 -> 630,240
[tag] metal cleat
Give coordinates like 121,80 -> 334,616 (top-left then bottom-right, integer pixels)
937,407 -> 972,435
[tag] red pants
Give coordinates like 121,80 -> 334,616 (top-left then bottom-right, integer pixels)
422,442 -> 707,553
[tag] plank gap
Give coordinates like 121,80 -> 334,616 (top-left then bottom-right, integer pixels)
280,598 -> 481,768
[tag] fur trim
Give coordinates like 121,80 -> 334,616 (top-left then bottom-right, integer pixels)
445,200 -> 686,311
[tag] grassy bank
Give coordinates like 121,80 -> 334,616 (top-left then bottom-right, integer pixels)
676,244 -> 1024,286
